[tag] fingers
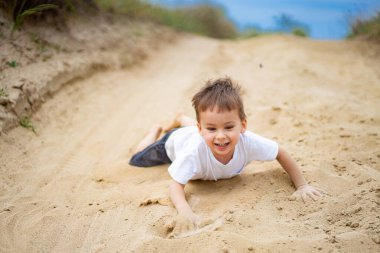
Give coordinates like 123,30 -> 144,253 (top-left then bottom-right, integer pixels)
312,189 -> 322,197
313,186 -> 328,195
301,192 -> 308,203
294,186 -> 326,203
306,192 -> 318,201
301,192 -> 318,202
167,215 -> 195,238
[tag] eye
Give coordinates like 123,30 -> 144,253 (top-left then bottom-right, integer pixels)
207,127 -> 216,131
225,125 -> 234,130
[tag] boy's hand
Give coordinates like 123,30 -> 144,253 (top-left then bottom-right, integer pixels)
292,184 -> 325,202
181,211 -> 201,226
166,214 -> 199,238
166,214 -> 218,238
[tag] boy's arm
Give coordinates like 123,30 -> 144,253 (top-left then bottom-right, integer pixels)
169,180 -> 199,222
276,146 -> 323,202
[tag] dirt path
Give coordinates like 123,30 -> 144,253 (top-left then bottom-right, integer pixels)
1,35 -> 380,252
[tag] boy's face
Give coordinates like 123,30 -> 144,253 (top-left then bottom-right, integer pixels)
197,108 -> 247,164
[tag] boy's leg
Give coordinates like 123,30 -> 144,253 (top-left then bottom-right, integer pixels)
163,112 -> 197,132
134,125 -> 162,153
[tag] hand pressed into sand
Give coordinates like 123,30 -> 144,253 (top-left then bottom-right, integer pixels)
168,181 -> 218,238
169,181 -> 199,223
165,213 -> 217,238
276,146 -> 326,203
292,184 -> 325,202
165,214 -> 196,238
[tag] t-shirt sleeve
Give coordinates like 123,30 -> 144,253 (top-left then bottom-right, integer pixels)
168,154 -> 197,185
243,131 -> 279,163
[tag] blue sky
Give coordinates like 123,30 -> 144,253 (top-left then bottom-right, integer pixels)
148,0 -> 380,40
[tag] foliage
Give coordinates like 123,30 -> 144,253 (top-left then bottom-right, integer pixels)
240,28 -> 261,38
274,13 -> 310,37
19,116 -> 37,134
7,60 -> 18,67
95,0 -> 237,39
0,87 -> 8,97
0,0 -> 59,36
173,5 -> 237,39
13,3 -> 58,33
348,11 -> 380,41
0,1 -> 96,37
292,28 -> 307,37
96,0 -> 148,17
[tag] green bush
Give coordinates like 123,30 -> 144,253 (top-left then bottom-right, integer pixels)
348,11 -> 380,41
171,5 -> 237,39
19,116 -> 37,134
95,0 -> 237,39
240,28 -> 261,38
96,0 -> 148,17
292,28 -> 308,37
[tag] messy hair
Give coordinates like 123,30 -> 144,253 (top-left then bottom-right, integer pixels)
192,77 -> 246,122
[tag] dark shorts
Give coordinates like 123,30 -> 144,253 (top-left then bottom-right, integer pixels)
129,128 -> 177,167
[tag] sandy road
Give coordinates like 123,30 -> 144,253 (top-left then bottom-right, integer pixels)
1,34 -> 380,252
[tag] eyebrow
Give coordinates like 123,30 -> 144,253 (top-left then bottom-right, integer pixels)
204,121 -> 235,126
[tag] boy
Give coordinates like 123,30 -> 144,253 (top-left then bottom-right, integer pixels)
130,77 -> 324,224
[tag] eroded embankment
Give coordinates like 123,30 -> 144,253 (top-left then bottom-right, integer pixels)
0,12 -> 176,132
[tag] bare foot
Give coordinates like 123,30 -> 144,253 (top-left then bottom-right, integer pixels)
134,124 -> 163,153
163,112 -> 184,132
163,112 -> 196,132
150,124 -> 163,139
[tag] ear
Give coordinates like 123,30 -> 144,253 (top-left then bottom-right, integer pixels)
241,119 -> 247,133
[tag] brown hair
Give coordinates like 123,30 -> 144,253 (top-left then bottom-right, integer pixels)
192,77 -> 246,122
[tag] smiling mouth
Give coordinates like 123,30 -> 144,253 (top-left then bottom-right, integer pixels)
214,142 -> 230,147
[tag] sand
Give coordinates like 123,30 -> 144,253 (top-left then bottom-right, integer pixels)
1,20 -> 380,252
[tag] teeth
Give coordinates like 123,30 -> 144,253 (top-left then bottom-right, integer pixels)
216,143 -> 229,147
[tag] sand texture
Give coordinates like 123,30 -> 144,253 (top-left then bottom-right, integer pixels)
1,28 -> 380,252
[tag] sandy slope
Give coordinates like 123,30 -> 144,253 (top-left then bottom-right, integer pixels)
1,34 -> 380,252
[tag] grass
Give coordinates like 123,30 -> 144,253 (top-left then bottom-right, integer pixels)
7,60 -> 18,67
19,116 -> 37,134
133,30 -> 144,37
5,0 -> 59,37
348,11 -> 380,41
7,0 -> 380,42
292,28 -> 308,37
0,87 -> 8,97
1,0 -> 237,39
0,0 -> 87,38
1,0 -> 315,40
30,32 -> 62,52
240,28 -> 261,38
30,33 -> 47,51
13,3 -> 58,33
96,0 -> 237,39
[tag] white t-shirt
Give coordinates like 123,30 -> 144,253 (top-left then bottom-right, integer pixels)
165,126 -> 278,184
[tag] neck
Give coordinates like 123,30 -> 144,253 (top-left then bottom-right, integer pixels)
213,151 -> 234,165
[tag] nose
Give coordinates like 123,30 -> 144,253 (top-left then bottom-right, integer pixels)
215,129 -> 226,139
